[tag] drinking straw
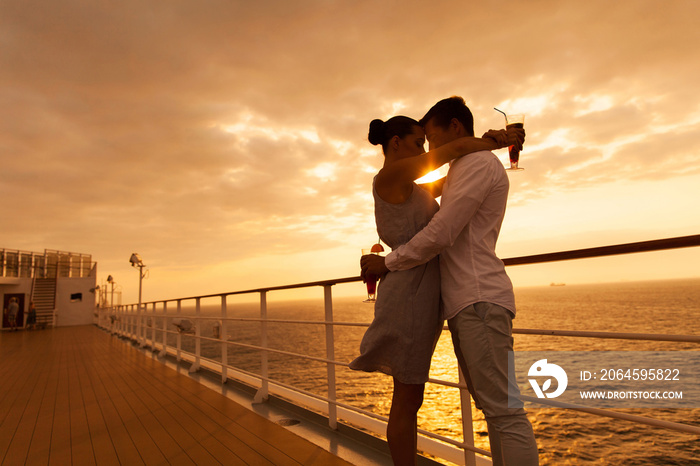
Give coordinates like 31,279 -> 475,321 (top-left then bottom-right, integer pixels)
494,107 -> 507,121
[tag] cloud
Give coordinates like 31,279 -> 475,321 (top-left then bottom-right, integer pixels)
2,0 -> 699,300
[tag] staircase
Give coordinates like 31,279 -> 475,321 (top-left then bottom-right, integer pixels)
32,278 -> 56,327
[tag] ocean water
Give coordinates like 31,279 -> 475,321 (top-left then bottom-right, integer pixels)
162,278 -> 700,465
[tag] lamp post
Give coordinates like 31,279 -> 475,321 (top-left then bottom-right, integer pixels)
107,275 -> 115,309
130,253 -> 147,346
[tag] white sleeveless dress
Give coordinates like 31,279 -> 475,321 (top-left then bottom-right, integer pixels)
349,179 -> 443,384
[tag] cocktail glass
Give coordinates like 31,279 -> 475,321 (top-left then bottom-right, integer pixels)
505,113 -> 525,171
361,248 -> 379,303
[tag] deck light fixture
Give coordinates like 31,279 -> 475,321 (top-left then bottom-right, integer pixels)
129,253 -> 144,267
172,318 -> 195,334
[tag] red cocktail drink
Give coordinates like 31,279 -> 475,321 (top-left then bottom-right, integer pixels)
504,114 -> 525,171
507,122 -> 524,165
365,274 -> 377,298
361,244 -> 384,303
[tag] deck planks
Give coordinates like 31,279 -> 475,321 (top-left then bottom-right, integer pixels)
0,326 -> 352,466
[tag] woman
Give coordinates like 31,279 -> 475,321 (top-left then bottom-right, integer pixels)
349,115 -> 522,464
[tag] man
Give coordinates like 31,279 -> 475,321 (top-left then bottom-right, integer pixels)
361,96 -> 538,465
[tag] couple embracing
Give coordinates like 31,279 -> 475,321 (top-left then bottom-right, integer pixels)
352,96 -> 538,465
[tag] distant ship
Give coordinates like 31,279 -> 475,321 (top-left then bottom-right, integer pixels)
550,282 -> 566,286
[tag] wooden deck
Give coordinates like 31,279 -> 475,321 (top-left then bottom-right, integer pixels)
0,326 -> 353,465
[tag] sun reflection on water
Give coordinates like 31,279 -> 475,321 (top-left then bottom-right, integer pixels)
171,279 -> 700,465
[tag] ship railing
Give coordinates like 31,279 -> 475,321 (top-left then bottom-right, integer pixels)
0,248 -> 94,279
99,234 -> 700,466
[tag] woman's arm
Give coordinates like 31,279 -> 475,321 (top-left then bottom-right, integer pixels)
375,136 -> 499,204
375,127 -> 524,203
378,135 -> 499,185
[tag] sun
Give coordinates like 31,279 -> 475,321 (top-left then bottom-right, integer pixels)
415,164 -> 449,185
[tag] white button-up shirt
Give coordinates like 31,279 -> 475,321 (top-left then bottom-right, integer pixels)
385,151 -> 515,320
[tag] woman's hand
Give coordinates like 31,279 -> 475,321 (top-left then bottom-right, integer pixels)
506,125 -> 526,151
482,129 -> 508,147
482,127 -> 526,150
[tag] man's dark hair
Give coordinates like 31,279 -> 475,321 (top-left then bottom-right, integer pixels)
419,96 -> 475,137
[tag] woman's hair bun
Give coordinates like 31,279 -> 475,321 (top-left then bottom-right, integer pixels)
368,119 -> 385,146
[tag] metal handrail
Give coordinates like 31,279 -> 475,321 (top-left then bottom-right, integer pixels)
0,247 -> 95,279
102,234 -> 700,466
519,395 -> 700,436
513,328 -> 700,343
140,312 -> 700,344
502,234 -> 700,266
127,234 -> 700,306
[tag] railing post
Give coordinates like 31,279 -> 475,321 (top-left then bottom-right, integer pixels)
137,300 -> 144,347
159,301 -> 167,359
458,366 -> 477,466
150,302 -> 156,352
324,285 -> 338,430
221,295 -> 228,384
253,291 -> 269,403
189,297 -> 201,373
176,299 -> 182,362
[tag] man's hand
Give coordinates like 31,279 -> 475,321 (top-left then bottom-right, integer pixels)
360,254 -> 389,280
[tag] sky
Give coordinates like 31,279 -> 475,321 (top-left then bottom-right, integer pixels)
2,0 -> 699,304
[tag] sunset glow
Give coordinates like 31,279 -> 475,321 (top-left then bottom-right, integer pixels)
1,0 -> 699,303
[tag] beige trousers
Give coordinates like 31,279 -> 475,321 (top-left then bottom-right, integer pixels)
448,302 -> 539,466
